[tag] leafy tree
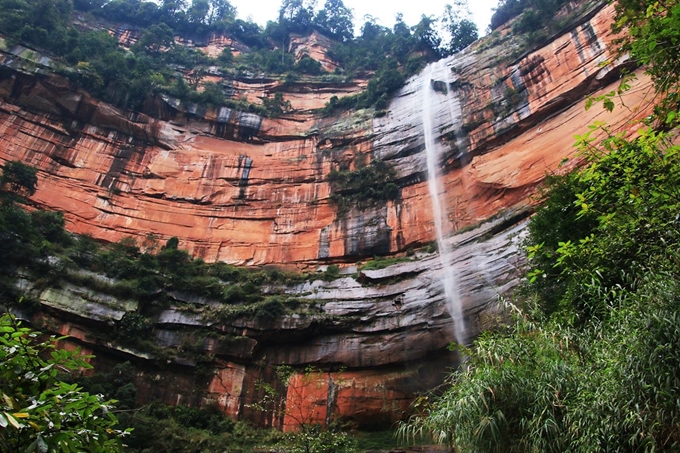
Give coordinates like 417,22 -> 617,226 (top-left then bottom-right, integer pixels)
134,1 -> 163,26
187,0 -> 210,25
216,47 -> 233,65
278,0 -> 316,35
327,159 -> 399,216
159,0 -> 187,23
490,0 -> 523,29
388,13 -> 413,62
358,15 -> 387,42
612,0 -> 680,124
0,160 -> 37,204
411,15 -> 442,58
101,0 -> 143,24
0,313 -> 127,452
314,0 -> 353,41
294,54 -> 323,74
441,0 -> 478,54
136,23 -> 175,54
31,210 -> 70,245
489,0 -> 571,32
206,0 -> 236,24
196,81 -> 226,106
263,92 -> 292,117
226,18 -> 265,47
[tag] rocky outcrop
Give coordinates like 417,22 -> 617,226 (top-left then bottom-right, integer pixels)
0,0 -> 657,430
289,31 -> 340,73
9,209 -> 524,429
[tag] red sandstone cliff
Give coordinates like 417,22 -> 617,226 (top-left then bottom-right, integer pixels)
0,1 -> 657,429
0,3 -> 650,267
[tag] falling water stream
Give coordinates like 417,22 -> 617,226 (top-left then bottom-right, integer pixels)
421,62 -> 468,346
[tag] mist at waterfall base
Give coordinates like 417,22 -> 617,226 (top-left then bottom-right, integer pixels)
420,59 -> 473,347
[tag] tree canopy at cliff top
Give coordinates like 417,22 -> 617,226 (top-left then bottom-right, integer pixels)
0,0 -> 483,113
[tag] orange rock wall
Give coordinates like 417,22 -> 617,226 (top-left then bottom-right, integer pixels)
0,3 -> 652,267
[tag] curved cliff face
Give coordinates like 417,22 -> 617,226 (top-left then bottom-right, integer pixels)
0,1 -> 657,430
0,3 -> 650,266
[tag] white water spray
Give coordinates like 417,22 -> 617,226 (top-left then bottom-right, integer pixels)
421,62 -> 468,346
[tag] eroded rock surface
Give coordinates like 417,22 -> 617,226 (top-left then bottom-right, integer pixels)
0,1 -> 657,429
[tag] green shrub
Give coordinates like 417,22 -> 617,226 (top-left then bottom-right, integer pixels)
254,297 -> 285,321
326,160 -> 399,216
359,255 -> 412,271
322,264 -> 340,281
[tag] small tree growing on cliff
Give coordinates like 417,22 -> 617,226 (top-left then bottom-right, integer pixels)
0,160 -> 37,205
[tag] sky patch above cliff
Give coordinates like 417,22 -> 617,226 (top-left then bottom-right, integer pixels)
233,0 -> 498,36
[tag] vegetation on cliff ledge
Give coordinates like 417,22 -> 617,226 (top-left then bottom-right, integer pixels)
326,159 -> 400,216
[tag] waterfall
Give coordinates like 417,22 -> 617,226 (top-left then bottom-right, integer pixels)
421,61 -> 468,346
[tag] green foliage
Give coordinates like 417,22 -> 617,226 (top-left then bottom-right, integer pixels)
612,0 -> 680,125
441,0 -> 478,54
524,170 -> 597,313
30,210 -> 71,245
116,313 -> 153,344
77,363 -> 268,453
0,313 -> 127,452
0,162 -> 73,277
216,47 -> 233,65
262,92 -> 292,117
400,275 -> 680,452
0,176 -> 317,344
121,404 -> 281,453
253,296 -> 285,320
327,160 -> 400,216
285,424 -> 358,453
274,0 -> 353,43
321,264 -> 340,281
359,255 -> 413,271
0,0 -> 471,118
294,54 -> 323,75
529,126 -> 680,321
490,0 -> 571,31
314,0 -> 353,42
402,1 -> 680,447
402,116 -> 680,453
323,15 -> 443,113
195,81 -> 226,106
0,160 -> 37,204
322,61 -> 408,113
136,23 -> 174,54
399,304 -> 575,452
78,362 -> 138,410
